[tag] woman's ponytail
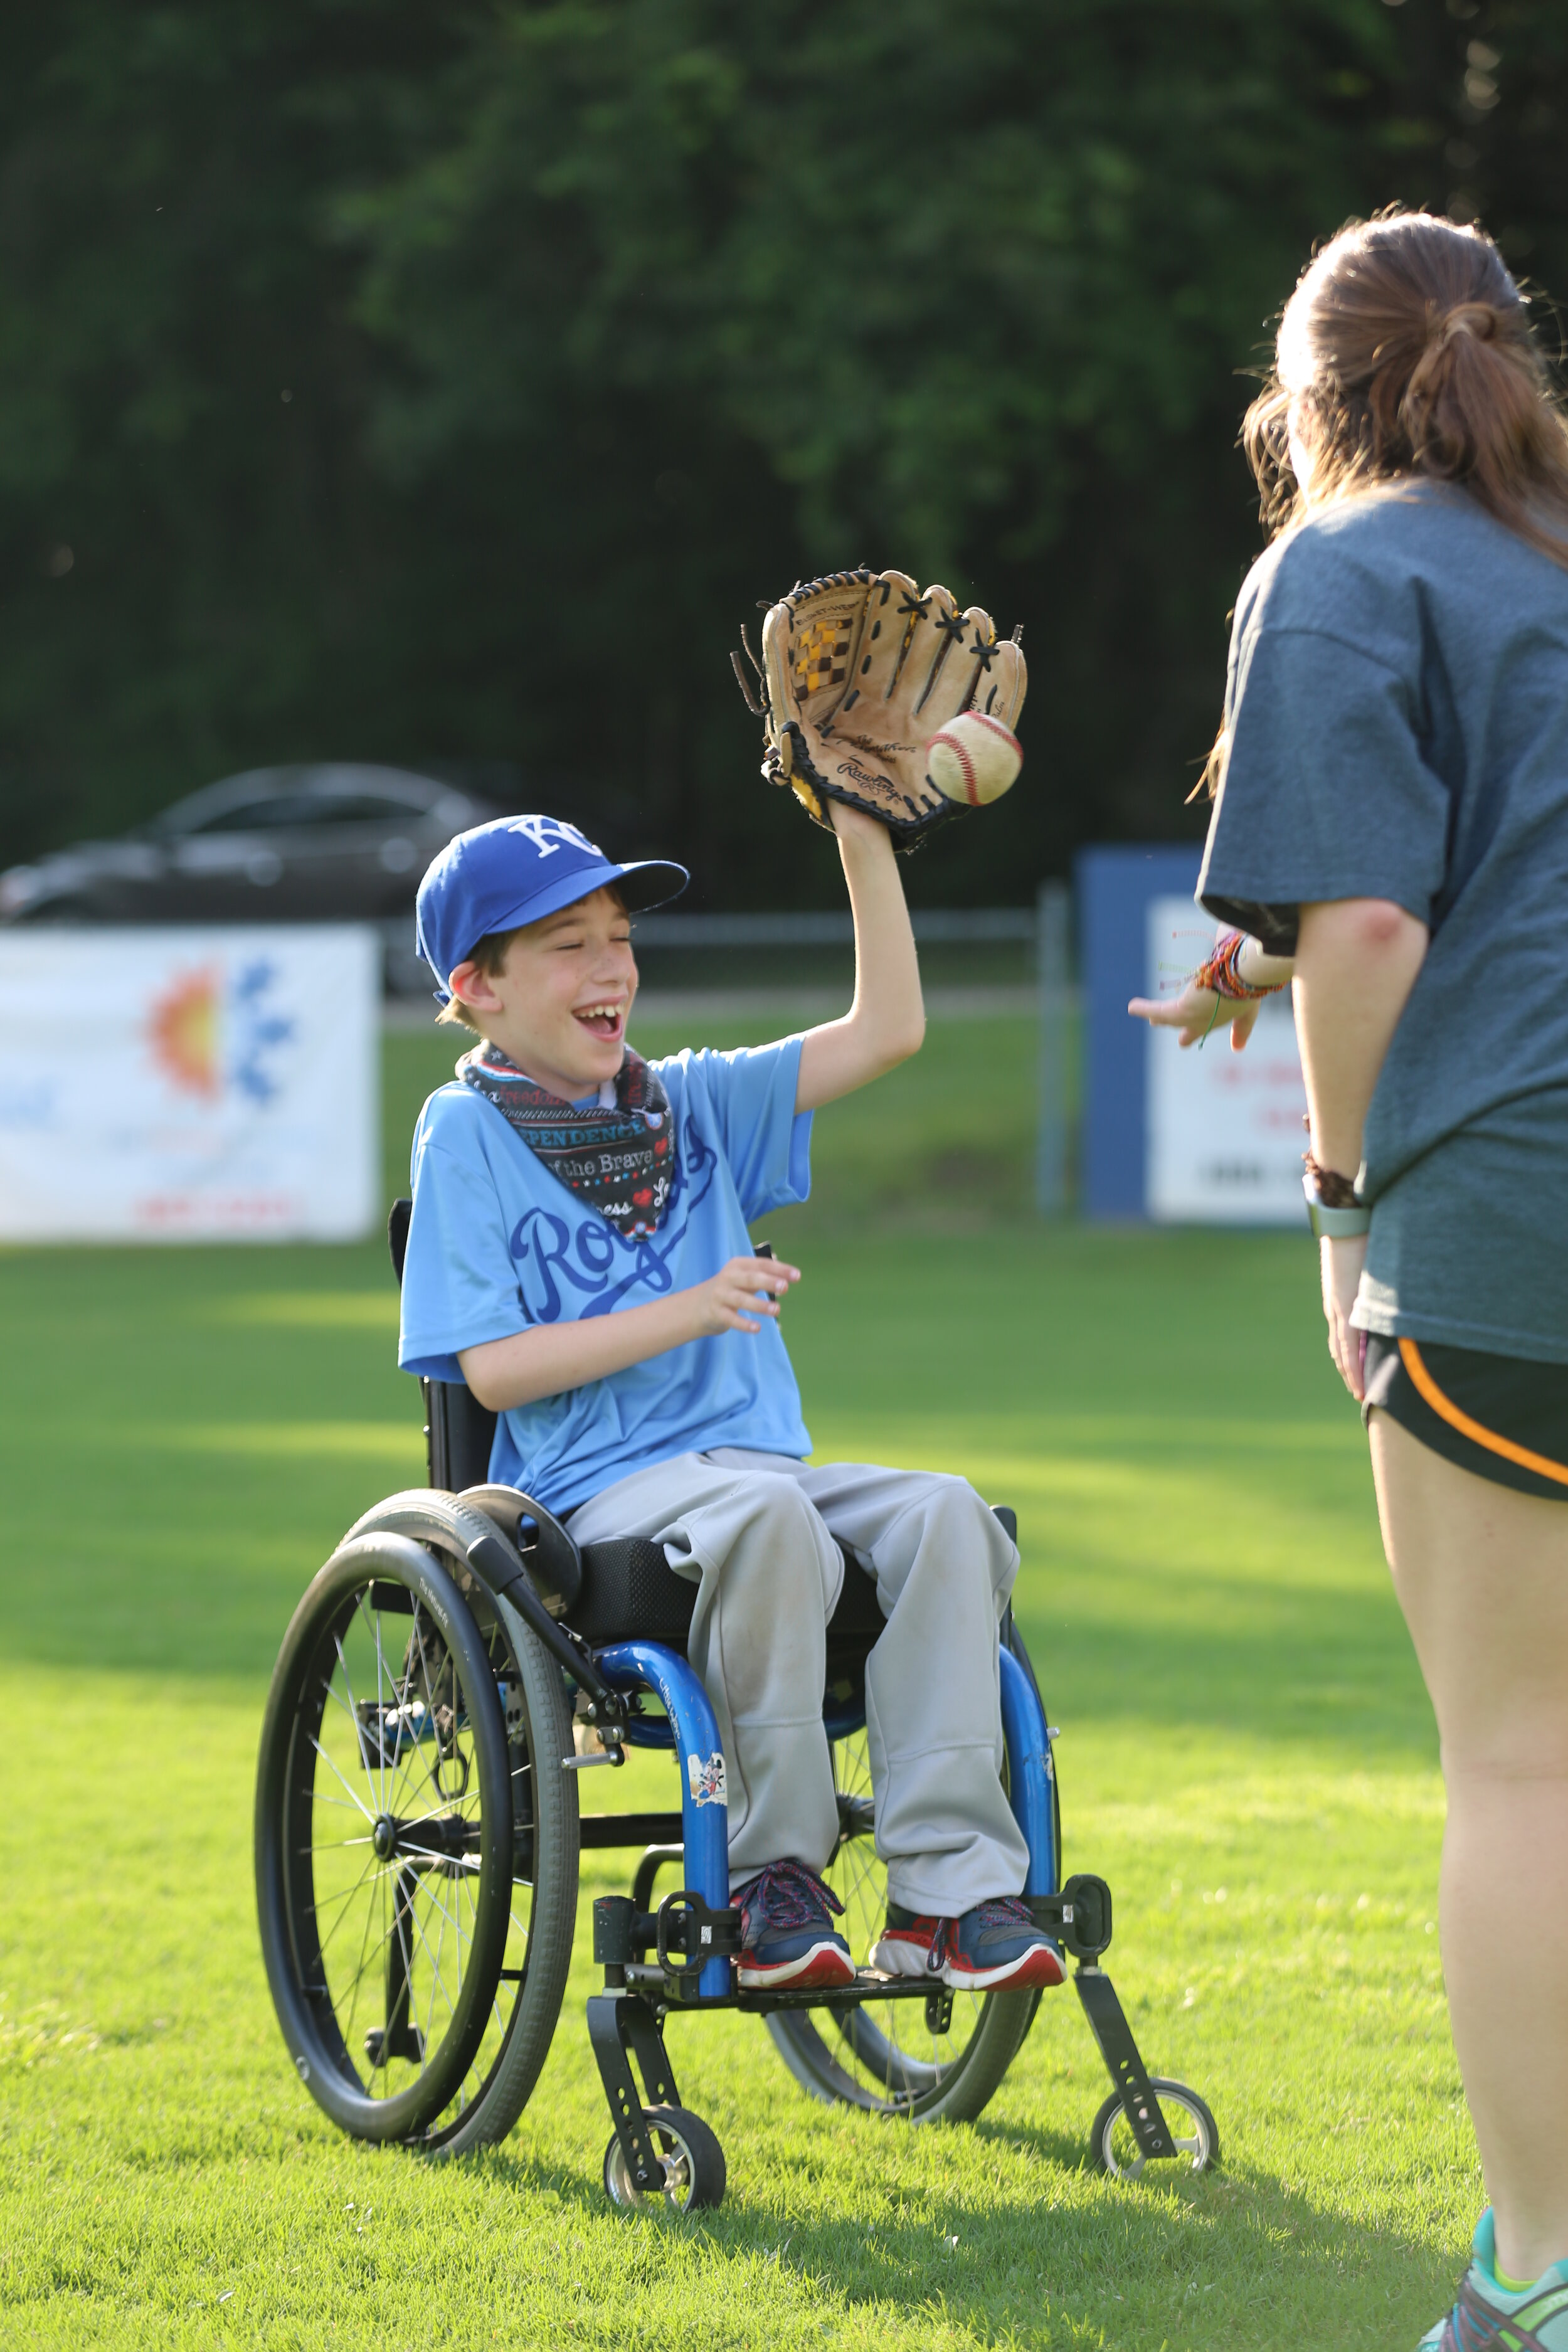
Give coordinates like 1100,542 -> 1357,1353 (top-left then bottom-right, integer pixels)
1243,212 -> 1568,574
1397,299 -> 1552,507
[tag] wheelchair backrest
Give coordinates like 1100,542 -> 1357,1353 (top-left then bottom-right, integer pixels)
388,1197 -> 500,1492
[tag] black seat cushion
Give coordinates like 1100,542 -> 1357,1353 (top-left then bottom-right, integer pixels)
829,1554 -> 885,1643
569,1540 -> 699,1647
568,1539 -> 887,1665
825,1555 -> 886,1698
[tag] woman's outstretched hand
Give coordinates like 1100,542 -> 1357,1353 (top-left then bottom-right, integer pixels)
1127,980 -> 1264,1051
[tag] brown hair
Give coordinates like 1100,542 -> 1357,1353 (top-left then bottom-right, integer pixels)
1251,209 -> 1568,553
435,928 -> 521,1030
1200,210 -> 1568,795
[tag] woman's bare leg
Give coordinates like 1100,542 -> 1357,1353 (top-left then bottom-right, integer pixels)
1370,1412 -> 1568,2282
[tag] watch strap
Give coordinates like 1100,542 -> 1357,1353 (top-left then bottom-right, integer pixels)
1302,1176 -> 1371,1239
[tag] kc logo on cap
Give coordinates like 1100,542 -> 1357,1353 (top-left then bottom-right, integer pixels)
415,813 -> 687,1004
505,816 -> 600,861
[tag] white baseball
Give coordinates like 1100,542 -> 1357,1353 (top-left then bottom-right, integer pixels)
925,709 -> 1022,807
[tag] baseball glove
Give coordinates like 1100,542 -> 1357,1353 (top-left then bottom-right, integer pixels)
730,567 -> 1027,849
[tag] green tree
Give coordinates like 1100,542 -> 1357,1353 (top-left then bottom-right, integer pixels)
0,1 -> 1557,901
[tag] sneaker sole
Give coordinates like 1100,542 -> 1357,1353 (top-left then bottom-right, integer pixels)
943,1946 -> 1065,1993
738,1941 -> 856,1991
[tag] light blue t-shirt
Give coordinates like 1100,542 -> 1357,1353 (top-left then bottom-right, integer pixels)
398,1038 -> 814,1511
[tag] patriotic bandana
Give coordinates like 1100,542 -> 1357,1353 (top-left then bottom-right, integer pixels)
457,1039 -> 676,1238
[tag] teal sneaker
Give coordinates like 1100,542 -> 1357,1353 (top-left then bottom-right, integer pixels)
1417,2210 -> 1568,2348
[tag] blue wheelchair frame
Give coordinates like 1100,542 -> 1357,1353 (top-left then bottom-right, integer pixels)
562,1616 -> 1181,2200
590,1639 -> 1054,2004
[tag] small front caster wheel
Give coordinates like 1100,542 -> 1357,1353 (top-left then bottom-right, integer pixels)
1090,2078 -> 1219,2181
603,2105 -> 727,2212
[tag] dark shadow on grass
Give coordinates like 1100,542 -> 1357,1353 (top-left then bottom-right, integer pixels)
462,2132 -> 1458,2351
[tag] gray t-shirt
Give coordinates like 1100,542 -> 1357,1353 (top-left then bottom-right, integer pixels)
1198,483 -> 1568,1364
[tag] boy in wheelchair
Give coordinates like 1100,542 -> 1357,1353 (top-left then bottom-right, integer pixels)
397,803 -> 1064,2001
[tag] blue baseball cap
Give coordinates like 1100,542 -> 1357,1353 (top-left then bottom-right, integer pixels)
415,815 -> 689,1002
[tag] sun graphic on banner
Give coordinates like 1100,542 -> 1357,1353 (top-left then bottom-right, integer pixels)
147,968 -> 221,1098
145,960 -> 295,1104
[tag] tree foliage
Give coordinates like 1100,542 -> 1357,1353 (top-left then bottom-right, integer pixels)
0,1 -> 1562,901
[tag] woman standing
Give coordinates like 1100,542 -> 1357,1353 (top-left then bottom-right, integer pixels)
1131,211 -> 1568,2350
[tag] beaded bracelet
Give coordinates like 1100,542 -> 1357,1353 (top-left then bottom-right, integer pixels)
1193,931 -> 1288,1002
1302,1153 -> 1360,1209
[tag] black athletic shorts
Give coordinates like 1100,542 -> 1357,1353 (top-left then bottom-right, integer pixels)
1362,1334 -> 1568,1503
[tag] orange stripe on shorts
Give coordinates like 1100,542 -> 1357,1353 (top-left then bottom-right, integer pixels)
1399,1338 -> 1568,1488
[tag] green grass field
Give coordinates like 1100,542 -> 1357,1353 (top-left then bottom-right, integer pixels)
0,1019 -> 1473,2349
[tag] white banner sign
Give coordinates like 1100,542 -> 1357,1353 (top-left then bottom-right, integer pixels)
1145,897 -> 1308,1224
0,926 -> 378,1241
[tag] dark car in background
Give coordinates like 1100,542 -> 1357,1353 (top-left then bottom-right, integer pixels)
0,764 -> 504,990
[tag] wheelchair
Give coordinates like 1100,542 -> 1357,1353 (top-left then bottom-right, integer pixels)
253,1202 -> 1217,2210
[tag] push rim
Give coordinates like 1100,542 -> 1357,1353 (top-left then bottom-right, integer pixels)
324,1498 -> 581,2158
259,1539 -> 513,2140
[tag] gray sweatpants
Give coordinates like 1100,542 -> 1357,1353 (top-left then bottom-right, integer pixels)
566,1449 -> 1029,1914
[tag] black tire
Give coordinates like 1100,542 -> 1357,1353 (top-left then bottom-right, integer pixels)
765,1624 -> 1054,2122
258,1491 -> 581,2154
603,2106 -> 727,2212
1089,2078 -> 1220,2180
255,1532 -> 514,2141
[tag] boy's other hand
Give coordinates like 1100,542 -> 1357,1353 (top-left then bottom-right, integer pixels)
695,1254 -> 801,1336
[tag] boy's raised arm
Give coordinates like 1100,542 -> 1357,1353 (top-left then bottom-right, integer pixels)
794,802 -> 925,1111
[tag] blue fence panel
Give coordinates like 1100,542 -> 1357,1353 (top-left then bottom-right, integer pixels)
1076,844 -> 1204,1222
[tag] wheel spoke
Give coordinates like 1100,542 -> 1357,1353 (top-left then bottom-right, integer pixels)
424,1871 -> 448,2058
341,1851 -> 386,2052
331,1628 -> 379,1811
309,1731 -> 378,1824
333,1865 -> 408,2000
397,1865 -> 473,1984
310,1853 -> 380,1954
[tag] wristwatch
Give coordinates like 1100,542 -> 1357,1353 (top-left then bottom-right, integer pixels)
1302,1175 -> 1370,1239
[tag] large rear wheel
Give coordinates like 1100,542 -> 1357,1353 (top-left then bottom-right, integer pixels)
256,1503 -> 579,2151
255,1534 -> 515,2140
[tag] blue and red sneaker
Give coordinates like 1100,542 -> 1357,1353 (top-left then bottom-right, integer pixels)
733,1860 -> 855,1991
872,1897 -> 1064,1992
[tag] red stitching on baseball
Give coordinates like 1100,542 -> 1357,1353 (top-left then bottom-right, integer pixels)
967,712 -> 1019,750
931,730 -> 979,804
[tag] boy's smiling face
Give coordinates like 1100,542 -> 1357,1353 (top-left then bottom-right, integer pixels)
448,886 -> 637,1098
